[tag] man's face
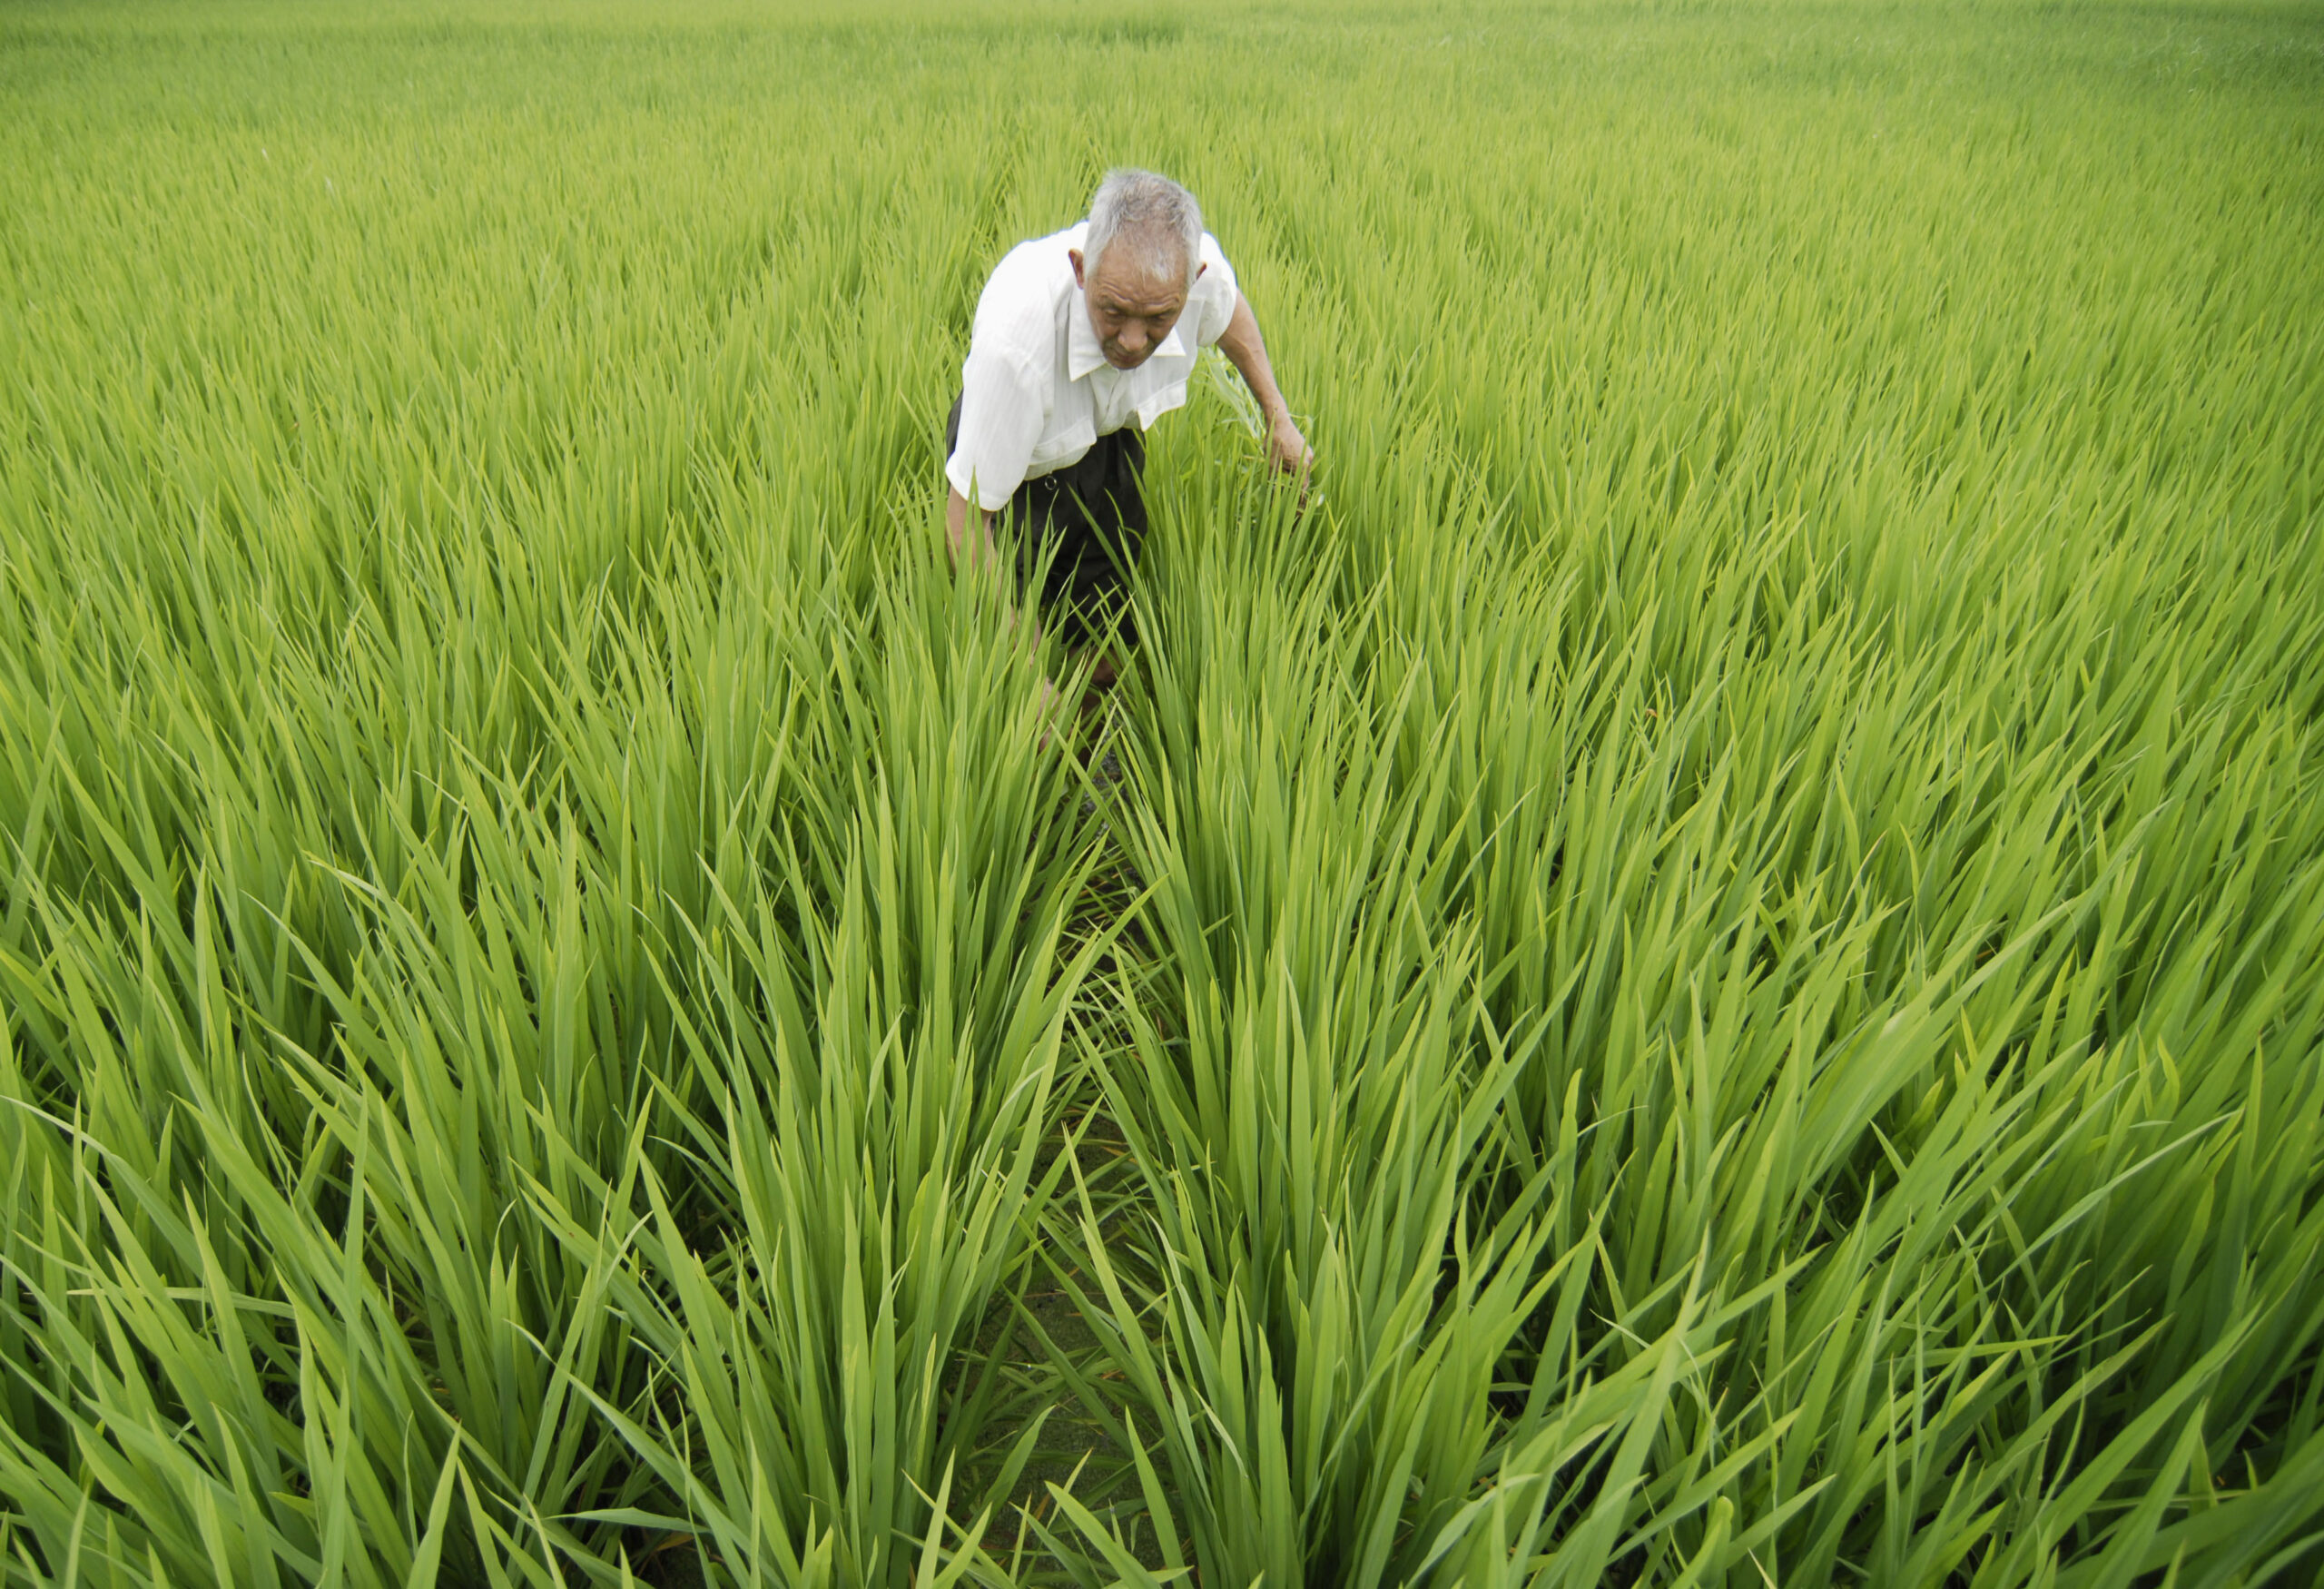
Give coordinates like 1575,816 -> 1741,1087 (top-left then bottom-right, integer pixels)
1071,242 -> 1205,370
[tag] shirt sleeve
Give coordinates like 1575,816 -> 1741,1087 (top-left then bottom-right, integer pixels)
946,342 -> 1045,511
1189,232 -> 1242,350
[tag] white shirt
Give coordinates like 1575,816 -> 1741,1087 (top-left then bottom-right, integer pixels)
946,221 -> 1241,511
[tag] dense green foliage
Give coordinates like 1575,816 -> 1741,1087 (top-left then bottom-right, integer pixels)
4,0 -> 2323,1584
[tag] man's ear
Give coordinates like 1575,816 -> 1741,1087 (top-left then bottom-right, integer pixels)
1068,249 -> 1086,289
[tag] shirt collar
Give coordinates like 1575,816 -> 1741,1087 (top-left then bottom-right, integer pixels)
1067,284 -> 1108,381
1068,277 -> 1191,383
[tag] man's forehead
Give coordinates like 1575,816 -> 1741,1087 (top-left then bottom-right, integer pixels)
1088,249 -> 1188,313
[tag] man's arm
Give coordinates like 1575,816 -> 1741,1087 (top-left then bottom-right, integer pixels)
1216,291 -> 1313,475
950,483 -> 1062,727
947,342 -> 1041,578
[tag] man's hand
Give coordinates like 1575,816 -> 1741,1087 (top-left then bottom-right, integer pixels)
1267,408 -> 1313,477
1219,292 -> 1315,483
948,487 -> 1008,585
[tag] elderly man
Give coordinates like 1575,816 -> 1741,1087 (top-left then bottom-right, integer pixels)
945,169 -> 1310,697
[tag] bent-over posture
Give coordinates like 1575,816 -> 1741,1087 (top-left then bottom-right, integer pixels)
945,168 -> 1311,694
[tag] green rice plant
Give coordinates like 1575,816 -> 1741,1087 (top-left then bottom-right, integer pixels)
528,562 -> 1124,1586
0,513 -> 1106,1583
1038,424 -> 2324,1584
4,1 -> 2322,1584
0,48 -> 1112,1568
1031,565 -> 1562,1586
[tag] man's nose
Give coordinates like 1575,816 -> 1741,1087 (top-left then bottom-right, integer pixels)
1119,323 -> 1147,351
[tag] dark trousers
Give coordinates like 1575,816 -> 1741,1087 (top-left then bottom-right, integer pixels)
946,393 -> 1147,651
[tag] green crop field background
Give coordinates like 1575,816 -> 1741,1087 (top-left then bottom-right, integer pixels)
4,0 -> 2323,1584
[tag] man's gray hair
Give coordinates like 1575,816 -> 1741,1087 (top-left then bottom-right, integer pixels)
1085,168 -> 1203,290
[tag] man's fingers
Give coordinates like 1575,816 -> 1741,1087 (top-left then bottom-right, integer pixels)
1269,415 -> 1313,476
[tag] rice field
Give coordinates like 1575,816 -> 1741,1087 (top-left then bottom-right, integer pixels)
4,0 -> 2323,1584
